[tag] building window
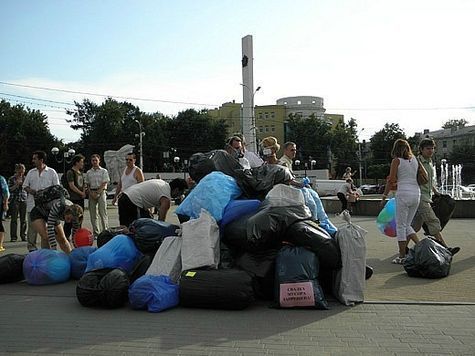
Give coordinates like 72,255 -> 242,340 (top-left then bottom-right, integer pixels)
259,128 -> 263,133
284,101 -> 287,105
297,100 -> 302,105
453,139 -> 456,145
442,141 -> 447,148
271,112 -> 275,118
271,125 -> 275,132
258,113 -> 263,119
312,100 -> 316,104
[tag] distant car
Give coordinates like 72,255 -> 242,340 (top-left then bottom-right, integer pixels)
360,184 -> 381,195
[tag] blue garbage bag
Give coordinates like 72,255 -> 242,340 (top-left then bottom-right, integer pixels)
220,199 -> 261,228
176,171 -> 242,221
301,187 -> 337,236
86,234 -> 142,274
69,246 -> 97,279
129,275 -> 179,312
23,249 -> 71,285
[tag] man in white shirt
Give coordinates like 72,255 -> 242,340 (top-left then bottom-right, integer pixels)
23,150 -> 59,251
278,142 -> 297,173
85,154 -> 110,236
118,178 -> 188,226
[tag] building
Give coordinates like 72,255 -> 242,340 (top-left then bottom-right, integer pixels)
416,125 -> 475,160
209,96 -> 344,148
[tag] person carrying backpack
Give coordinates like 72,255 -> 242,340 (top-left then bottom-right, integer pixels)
62,154 -> 86,239
30,186 -> 83,254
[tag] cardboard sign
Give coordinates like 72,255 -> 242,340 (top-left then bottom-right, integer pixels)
279,281 -> 315,307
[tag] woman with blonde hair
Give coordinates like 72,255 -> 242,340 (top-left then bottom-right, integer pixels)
381,139 -> 420,264
260,136 -> 280,164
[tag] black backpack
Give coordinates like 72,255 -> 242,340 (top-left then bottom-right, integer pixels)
34,185 -> 70,206
61,171 -> 70,190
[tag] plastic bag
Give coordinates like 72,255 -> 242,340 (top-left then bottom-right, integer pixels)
176,171 -> 242,221
404,238 -> 452,278
129,218 -> 179,255
69,246 -> 97,280
76,268 -> 130,308
300,187 -> 337,236
235,165 -> 293,200
220,199 -> 261,228
275,245 -> 328,309
0,254 -> 25,284
333,211 -> 367,305
129,275 -> 179,312
285,220 -> 342,270
266,184 -> 305,206
246,201 -> 312,251
23,249 -> 71,285
97,226 -> 129,248
146,236 -> 182,283
181,209 -> 220,270
188,150 -> 243,183
86,234 -> 142,274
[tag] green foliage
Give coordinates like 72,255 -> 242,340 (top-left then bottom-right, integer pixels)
330,117 -> 359,177
442,119 -> 468,129
0,100 -> 60,175
369,123 -> 406,163
366,163 -> 391,179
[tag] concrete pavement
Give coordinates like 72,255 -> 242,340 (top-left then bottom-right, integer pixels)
0,205 -> 474,355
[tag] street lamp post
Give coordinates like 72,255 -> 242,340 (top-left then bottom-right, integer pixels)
240,83 -> 261,153
357,128 -> 365,185
134,120 -> 145,170
173,156 -> 180,173
183,159 -> 188,180
51,147 -> 76,175
294,159 -> 301,178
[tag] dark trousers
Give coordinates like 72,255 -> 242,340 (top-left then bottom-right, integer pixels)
118,194 -> 152,227
337,192 -> 348,212
10,200 -> 27,241
64,199 -> 85,239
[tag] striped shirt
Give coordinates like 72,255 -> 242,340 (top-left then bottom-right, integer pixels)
47,199 -> 80,249
85,166 -> 110,190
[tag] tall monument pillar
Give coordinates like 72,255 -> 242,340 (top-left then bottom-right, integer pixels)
241,35 -> 257,152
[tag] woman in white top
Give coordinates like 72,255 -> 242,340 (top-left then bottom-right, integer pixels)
381,139 -> 420,264
112,153 -> 144,205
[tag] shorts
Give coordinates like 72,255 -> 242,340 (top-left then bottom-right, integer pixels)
412,201 -> 441,235
30,206 -> 48,222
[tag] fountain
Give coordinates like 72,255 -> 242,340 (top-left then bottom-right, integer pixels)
439,160 -> 473,200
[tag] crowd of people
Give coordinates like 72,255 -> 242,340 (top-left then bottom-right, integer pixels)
0,135 -> 461,267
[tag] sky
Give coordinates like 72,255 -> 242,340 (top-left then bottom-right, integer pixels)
1,0 -> 474,143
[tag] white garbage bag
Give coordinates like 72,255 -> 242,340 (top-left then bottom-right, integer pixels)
146,236 -> 182,284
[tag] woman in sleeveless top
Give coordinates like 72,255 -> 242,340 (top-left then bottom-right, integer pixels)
381,139 -> 420,264
112,153 -> 144,205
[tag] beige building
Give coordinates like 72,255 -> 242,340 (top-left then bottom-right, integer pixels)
208,96 -> 345,148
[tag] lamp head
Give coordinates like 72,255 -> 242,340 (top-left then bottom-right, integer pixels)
51,147 -> 59,156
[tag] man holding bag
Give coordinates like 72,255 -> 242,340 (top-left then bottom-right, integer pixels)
411,138 -> 460,255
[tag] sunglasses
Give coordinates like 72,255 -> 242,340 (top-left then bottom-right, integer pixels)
125,159 -> 134,161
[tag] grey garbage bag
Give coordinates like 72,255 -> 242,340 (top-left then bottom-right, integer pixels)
146,236 -> 182,283
333,211 -> 367,306
404,237 -> 452,278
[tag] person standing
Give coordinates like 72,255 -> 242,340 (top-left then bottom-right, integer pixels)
0,173 -> 9,252
85,154 -> 110,236
8,164 -> 27,242
118,178 -> 188,226
112,153 -> 144,205
411,138 -> 460,255
63,154 -> 86,239
381,139 -> 420,264
278,142 -> 297,173
23,151 -> 59,251
342,167 -> 355,180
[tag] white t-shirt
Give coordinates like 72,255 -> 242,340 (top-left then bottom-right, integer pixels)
124,179 -> 171,209
23,166 -> 59,212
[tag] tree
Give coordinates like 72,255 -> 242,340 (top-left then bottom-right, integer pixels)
442,119 -> 468,129
0,100 -> 60,174
163,109 -> 228,165
367,123 -> 406,178
449,144 -> 475,183
330,118 -> 359,177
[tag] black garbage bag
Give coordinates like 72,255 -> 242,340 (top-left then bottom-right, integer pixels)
129,255 -> 153,283
222,214 -> 255,252
188,150 -> 243,183
235,249 -> 279,300
180,269 -> 254,310
76,268 -> 130,308
129,218 -> 179,255
0,254 -> 25,284
285,220 -> 342,271
218,241 -> 236,270
235,165 -> 293,200
422,194 -> 456,235
404,238 -> 452,278
97,226 -> 129,248
246,202 -> 312,251
274,245 -> 328,309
